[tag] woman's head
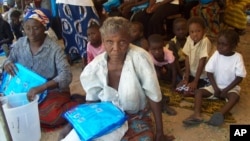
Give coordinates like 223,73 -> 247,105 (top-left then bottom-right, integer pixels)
187,16 -> 206,44
87,22 -> 102,47
23,8 -> 51,30
100,16 -> 131,38
148,34 -> 165,61
217,29 -> 239,56
130,21 -> 144,42
173,17 -> 188,40
23,8 -> 51,41
100,17 -> 131,61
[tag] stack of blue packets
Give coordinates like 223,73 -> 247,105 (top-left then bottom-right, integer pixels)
64,102 -> 127,141
0,63 -> 47,103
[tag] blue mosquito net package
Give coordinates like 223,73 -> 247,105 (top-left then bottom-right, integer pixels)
0,63 -> 47,103
63,102 -> 127,141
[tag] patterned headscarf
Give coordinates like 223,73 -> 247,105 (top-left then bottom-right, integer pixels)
24,8 -> 51,30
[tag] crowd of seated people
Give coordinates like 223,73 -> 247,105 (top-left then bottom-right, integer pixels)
0,0 -> 248,140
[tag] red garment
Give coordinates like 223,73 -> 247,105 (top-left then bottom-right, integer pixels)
39,91 -> 78,130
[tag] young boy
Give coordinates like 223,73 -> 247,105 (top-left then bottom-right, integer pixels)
0,14 -> 14,56
183,29 -> 247,126
130,21 -> 149,51
168,17 -> 188,81
176,16 -> 212,97
86,22 -> 105,63
10,10 -> 23,40
148,34 -> 177,115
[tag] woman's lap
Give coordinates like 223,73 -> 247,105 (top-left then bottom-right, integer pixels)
39,91 -> 78,129
121,114 -> 154,141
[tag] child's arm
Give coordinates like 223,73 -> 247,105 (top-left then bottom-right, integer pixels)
170,62 -> 177,90
220,76 -> 243,99
183,55 -> 190,83
177,55 -> 189,87
188,57 -> 207,91
168,41 -> 183,77
207,72 -> 221,98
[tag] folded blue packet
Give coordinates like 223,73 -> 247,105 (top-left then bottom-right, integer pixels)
0,63 -> 47,103
64,102 -> 127,141
131,2 -> 149,13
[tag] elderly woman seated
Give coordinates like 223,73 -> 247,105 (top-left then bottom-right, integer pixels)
58,16 -> 175,141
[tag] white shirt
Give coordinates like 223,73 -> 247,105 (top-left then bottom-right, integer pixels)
182,36 -> 212,78
156,0 -> 179,5
205,51 -> 247,89
56,0 -> 94,6
80,44 -> 162,114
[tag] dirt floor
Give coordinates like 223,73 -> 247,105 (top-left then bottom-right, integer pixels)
41,24 -> 250,141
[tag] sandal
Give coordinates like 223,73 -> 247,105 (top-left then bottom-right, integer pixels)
206,112 -> 224,126
183,117 -> 203,126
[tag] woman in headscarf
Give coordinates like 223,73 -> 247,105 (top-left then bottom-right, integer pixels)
3,8 -> 84,130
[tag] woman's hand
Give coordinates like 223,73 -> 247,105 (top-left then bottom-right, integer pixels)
146,6 -> 154,13
3,62 -> 18,76
27,85 -> 46,101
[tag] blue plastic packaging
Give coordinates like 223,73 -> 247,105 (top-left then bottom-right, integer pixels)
200,0 -> 213,4
0,63 -> 47,103
64,102 -> 127,141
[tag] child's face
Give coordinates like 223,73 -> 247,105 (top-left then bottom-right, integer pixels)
87,27 -> 101,47
148,42 -> 165,61
11,16 -> 20,25
173,21 -> 187,39
130,24 -> 142,42
189,23 -> 205,43
217,35 -> 234,56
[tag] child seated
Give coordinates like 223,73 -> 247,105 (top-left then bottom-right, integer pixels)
0,14 -> 14,56
10,10 -> 24,40
168,17 -> 188,81
130,21 -> 149,50
183,29 -> 247,126
86,22 -> 105,63
176,16 -> 212,97
148,34 -> 177,115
